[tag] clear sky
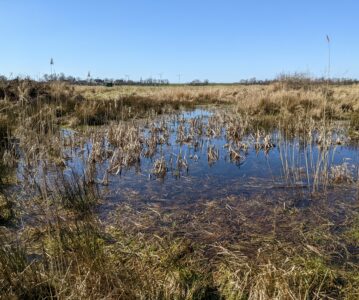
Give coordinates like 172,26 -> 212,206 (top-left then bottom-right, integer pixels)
1,0 -> 358,82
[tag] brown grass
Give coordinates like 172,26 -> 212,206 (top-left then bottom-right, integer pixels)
1,80 -> 359,129
0,79 -> 359,299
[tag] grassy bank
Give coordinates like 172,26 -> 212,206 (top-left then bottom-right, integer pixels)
1,189 -> 359,299
75,83 -> 359,127
1,79 -> 359,128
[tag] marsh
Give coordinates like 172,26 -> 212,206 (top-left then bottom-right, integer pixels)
0,80 -> 358,299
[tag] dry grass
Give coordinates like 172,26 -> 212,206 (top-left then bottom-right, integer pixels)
1,80 -> 359,130
74,83 -> 359,140
0,79 -> 359,299
2,188 -> 359,299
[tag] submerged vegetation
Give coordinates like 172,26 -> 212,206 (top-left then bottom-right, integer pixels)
0,77 -> 359,299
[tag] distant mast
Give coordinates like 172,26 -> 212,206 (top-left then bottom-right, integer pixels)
50,58 -> 54,79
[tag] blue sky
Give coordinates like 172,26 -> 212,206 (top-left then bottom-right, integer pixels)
1,0 -> 358,82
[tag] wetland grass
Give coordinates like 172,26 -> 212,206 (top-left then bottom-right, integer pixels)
0,78 -> 358,299
0,194 -> 14,225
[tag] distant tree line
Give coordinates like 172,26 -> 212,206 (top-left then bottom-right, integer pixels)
189,79 -> 209,86
238,73 -> 359,86
41,73 -> 171,86
0,72 -> 358,86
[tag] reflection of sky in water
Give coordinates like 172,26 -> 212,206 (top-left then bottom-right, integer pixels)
18,108 -> 359,204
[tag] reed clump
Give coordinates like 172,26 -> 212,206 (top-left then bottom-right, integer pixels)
0,194 -> 14,225
0,114 -> 10,146
0,214 -> 215,299
330,163 -> 354,184
152,156 -> 167,178
56,173 -> 100,214
350,110 -> 359,136
257,98 -> 282,115
0,235 -> 57,299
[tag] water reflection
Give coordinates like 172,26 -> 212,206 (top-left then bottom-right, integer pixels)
42,108 -> 359,206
